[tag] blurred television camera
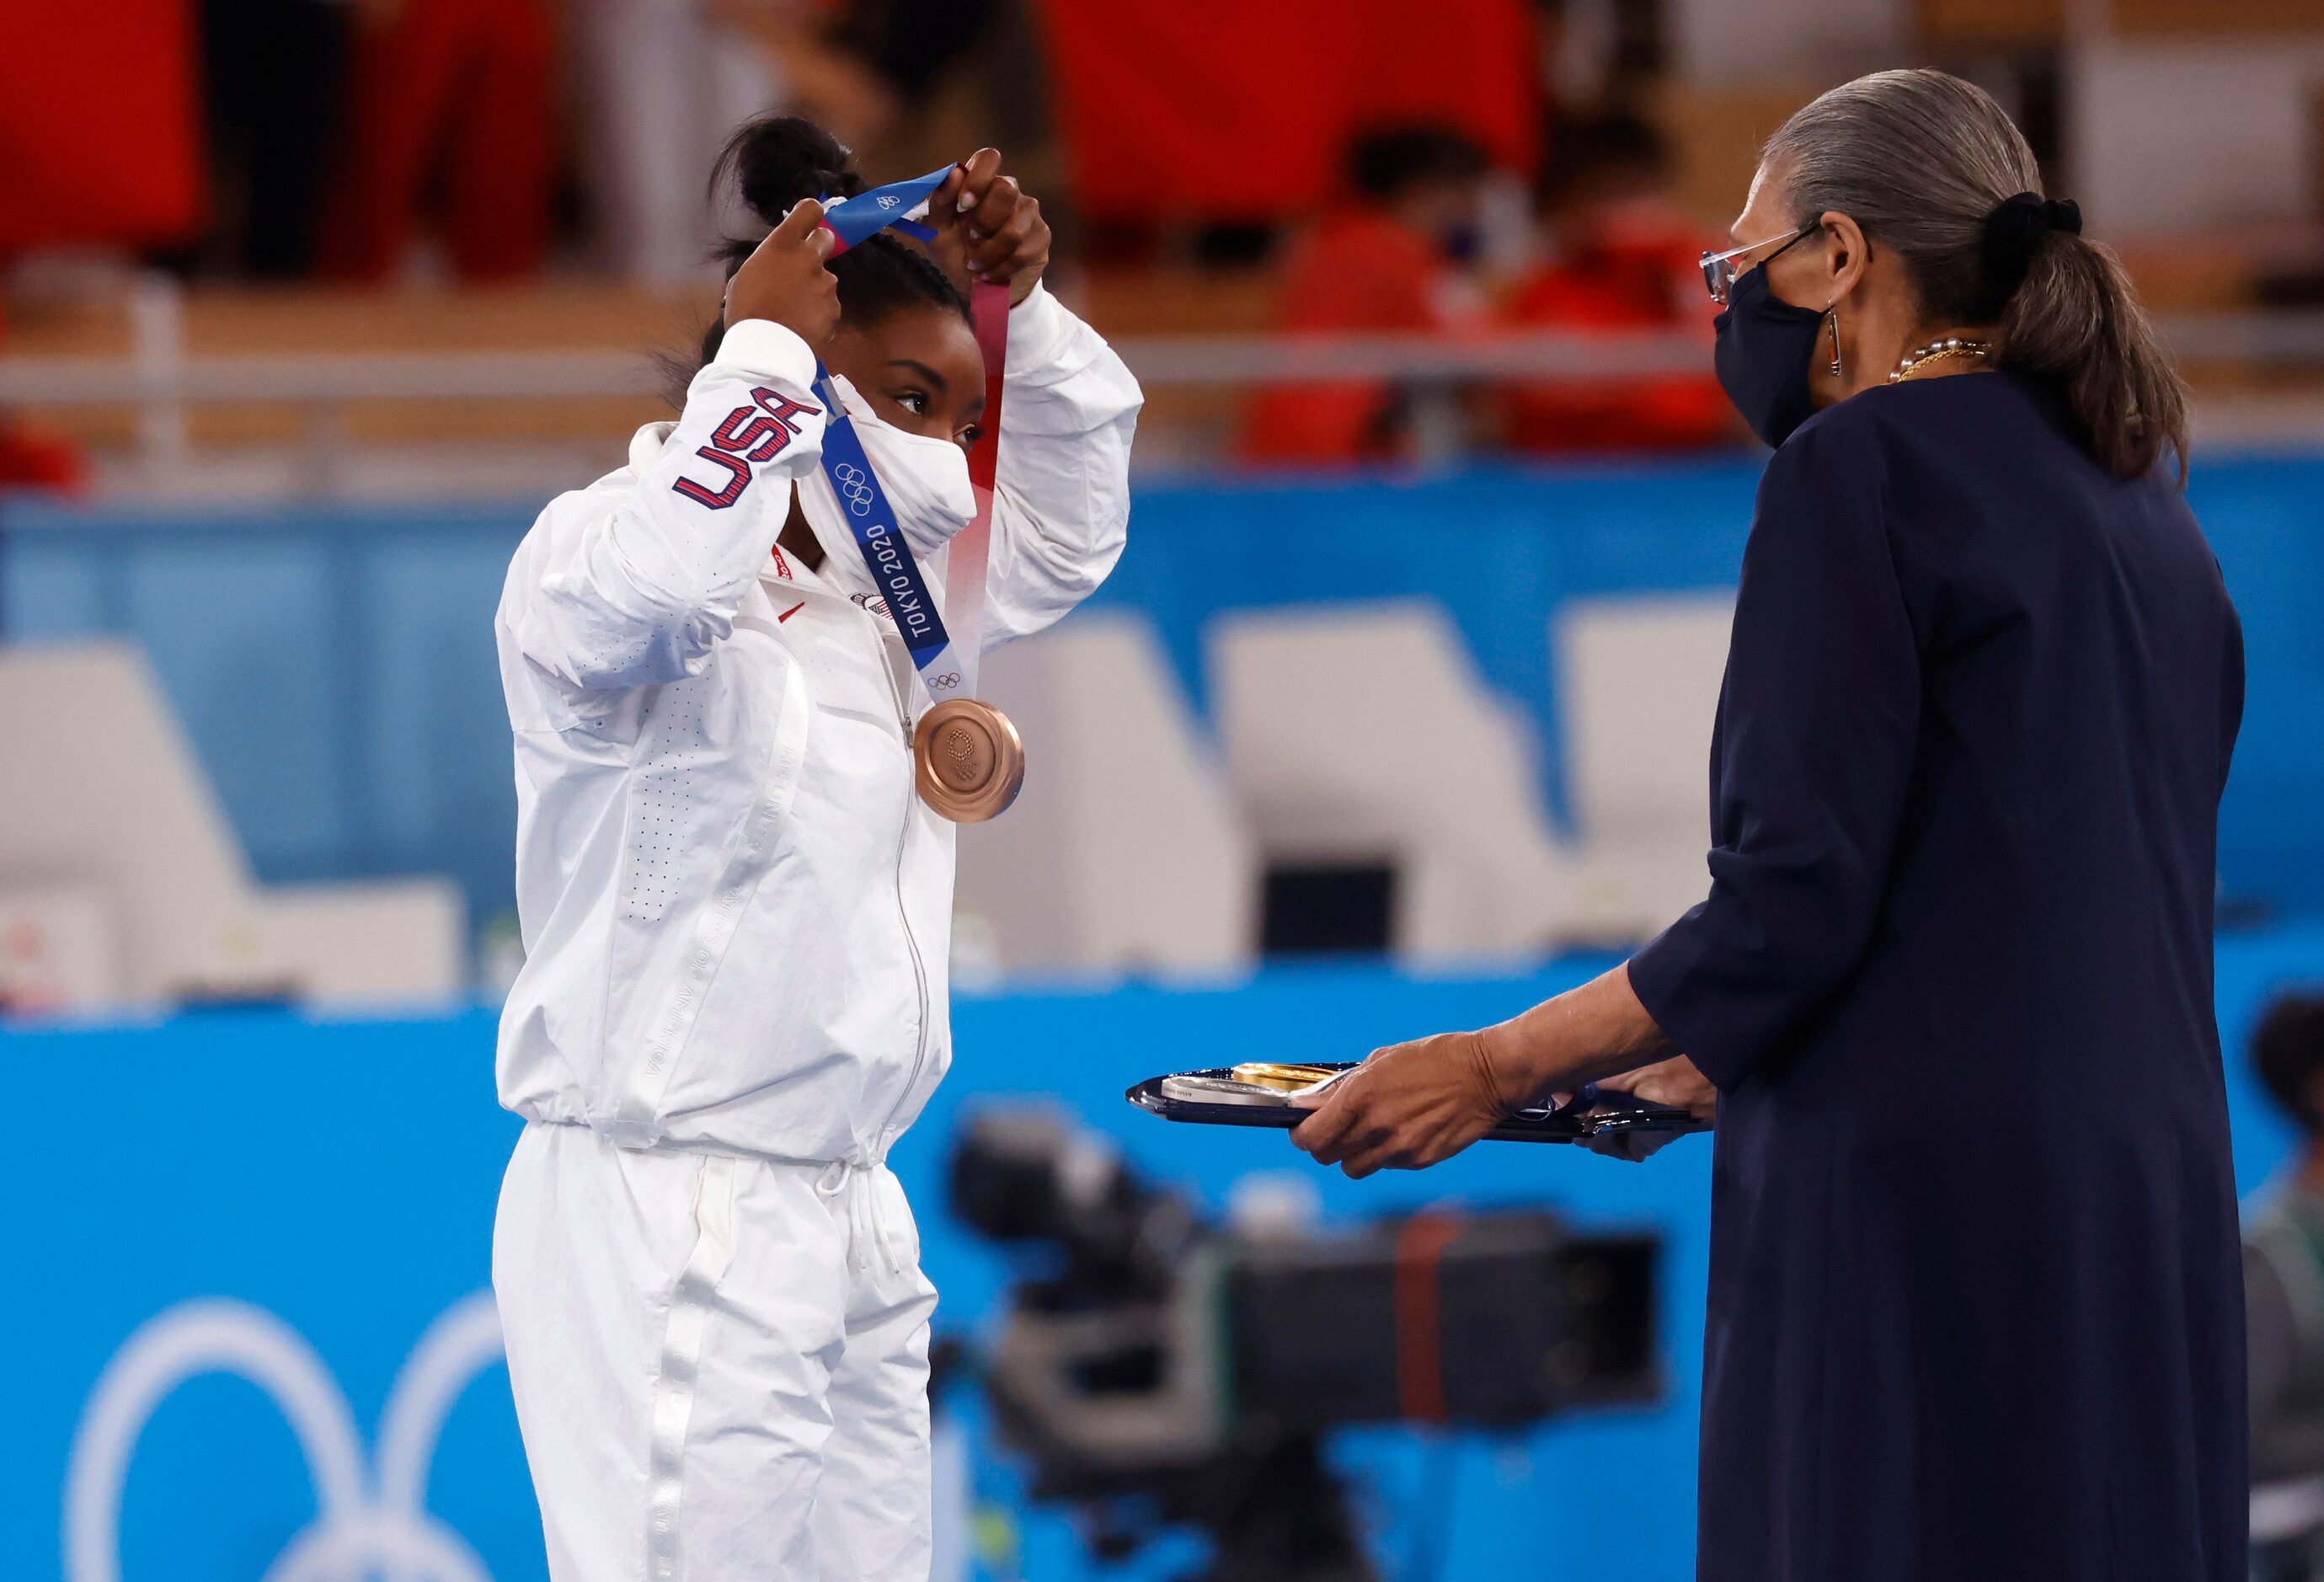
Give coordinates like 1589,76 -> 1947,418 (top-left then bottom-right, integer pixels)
944,1107 -> 1665,1580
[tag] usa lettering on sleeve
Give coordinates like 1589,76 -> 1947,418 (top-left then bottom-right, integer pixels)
671,387 -> 822,510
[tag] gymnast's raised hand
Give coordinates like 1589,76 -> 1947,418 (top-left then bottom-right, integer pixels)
927,148 -> 1053,303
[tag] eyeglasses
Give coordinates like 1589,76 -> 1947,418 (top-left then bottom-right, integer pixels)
1700,221 -> 1820,305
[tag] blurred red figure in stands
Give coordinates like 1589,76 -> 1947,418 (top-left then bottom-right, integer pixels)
0,307 -> 88,494
1499,115 -> 1736,454
1238,128 -> 1493,466
0,425 -> 88,494
0,0 -> 198,492
320,0 -> 554,281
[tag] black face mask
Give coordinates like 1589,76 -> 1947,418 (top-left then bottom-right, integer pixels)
1712,265 -> 1825,448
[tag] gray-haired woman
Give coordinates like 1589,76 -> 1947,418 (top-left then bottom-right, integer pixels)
1291,69 -> 2246,1578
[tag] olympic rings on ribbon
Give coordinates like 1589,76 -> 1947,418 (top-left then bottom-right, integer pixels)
832,462 -> 878,517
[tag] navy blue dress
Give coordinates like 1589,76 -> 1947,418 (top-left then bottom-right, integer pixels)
1628,371 -> 2247,1581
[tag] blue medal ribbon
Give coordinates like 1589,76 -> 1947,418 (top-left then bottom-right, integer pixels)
810,164 -> 997,701
815,368 -> 959,687
819,167 -> 953,254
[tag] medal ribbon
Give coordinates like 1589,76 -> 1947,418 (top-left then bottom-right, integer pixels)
817,166 -> 949,254
944,275 -> 1009,697
813,168 -> 1009,701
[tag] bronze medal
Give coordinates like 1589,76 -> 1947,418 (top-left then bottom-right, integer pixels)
912,697 -> 1025,822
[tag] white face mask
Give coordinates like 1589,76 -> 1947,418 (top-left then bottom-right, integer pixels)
796,374 -> 975,598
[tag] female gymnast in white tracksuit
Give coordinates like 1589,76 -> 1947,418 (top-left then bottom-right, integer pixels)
488,116 -> 1141,1581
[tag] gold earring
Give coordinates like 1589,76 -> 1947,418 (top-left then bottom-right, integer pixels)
1826,307 -> 1842,378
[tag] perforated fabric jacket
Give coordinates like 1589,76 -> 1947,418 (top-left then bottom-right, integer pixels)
494,286 -> 1140,1165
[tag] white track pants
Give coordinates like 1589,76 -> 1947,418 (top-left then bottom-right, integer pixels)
493,1120 -> 938,1581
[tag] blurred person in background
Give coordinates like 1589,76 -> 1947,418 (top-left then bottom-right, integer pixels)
199,0 -> 349,275
831,0 -> 990,116
3,0 -> 194,489
0,298 -> 87,492
2248,992 -> 2324,1579
320,0 -> 554,281
570,0 -> 783,286
1237,126 -> 1493,466
1499,112 -> 1735,454
0,410 -> 86,492
1293,68 -> 2247,1579
589,0 -> 900,285
489,117 -> 1139,1579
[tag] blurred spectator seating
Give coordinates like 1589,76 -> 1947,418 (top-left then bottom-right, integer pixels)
2,281 -> 703,465
1500,115 -> 1734,455
0,642 -> 462,1014
1034,0 -> 1536,225
200,0 -> 352,278
1077,267 -> 1277,466
0,0 -> 202,258
1646,81 -> 1815,255
1237,128 -> 1497,466
1553,594 -> 1730,938
958,612 -> 1255,980
3,268 -> 1284,470
321,0 -> 555,282
0,295 -> 89,494
1209,601 -> 1583,964
573,0 -> 784,285
5,230 -> 2303,485
0,0 -> 200,494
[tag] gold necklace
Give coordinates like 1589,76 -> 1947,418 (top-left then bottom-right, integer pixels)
1889,336 -> 1992,383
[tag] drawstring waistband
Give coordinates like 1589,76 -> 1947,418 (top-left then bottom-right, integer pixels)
815,1158 -> 905,1275
548,1116 -> 911,1276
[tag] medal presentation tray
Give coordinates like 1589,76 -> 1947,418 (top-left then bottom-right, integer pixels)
1125,1065 -> 1709,1146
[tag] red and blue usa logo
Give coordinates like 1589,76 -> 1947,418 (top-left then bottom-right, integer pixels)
672,387 -> 821,510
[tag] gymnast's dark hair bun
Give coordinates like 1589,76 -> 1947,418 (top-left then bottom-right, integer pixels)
690,114 -> 969,382
713,115 -> 868,226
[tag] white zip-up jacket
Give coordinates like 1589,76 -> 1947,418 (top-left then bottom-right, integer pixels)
494,285 -> 1140,1164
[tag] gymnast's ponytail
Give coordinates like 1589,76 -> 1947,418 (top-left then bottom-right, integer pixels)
713,114 -> 865,229
1764,69 -> 2189,484
695,115 -> 967,372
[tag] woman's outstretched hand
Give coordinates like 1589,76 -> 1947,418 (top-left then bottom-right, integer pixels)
724,198 -> 841,354
1287,964 -> 1681,1179
1288,1029 -> 1520,1179
1580,1056 -> 1718,1162
930,149 -> 1052,304
1596,1055 -> 1718,1120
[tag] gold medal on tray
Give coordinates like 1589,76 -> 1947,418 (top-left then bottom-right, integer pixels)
912,697 -> 1026,822
1230,1062 -> 1341,1091
1155,1062 -> 1349,1106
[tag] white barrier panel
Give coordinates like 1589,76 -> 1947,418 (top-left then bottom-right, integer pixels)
954,612 -> 1255,979
259,879 -> 467,1011
1554,594 -> 1732,939
1209,601 -> 1581,965
0,640 -> 465,1009
0,641 -> 265,1003
0,883 -> 121,1012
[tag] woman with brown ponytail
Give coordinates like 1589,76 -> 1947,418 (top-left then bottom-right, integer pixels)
1291,70 -> 2247,1578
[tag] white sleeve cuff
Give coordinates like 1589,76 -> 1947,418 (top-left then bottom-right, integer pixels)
713,318 -> 819,388
1005,283 -> 1077,378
